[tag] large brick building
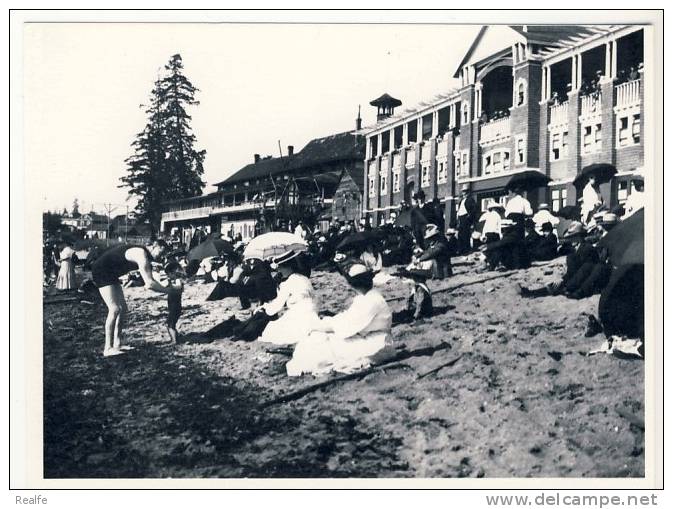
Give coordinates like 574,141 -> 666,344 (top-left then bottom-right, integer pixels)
363,25 -> 645,227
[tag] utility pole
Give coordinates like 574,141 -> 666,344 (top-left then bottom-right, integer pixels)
102,203 -> 118,246
125,205 -> 129,243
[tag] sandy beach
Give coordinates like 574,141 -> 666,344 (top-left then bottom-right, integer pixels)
43,258 -> 644,478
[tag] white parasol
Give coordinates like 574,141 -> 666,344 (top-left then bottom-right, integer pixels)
243,232 -> 308,260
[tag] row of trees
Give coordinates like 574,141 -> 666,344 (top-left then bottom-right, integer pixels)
120,54 -> 206,228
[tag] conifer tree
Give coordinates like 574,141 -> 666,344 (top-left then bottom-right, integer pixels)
121,54 -> 206,227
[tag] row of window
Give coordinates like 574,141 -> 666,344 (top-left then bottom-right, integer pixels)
549,112 -> 641,161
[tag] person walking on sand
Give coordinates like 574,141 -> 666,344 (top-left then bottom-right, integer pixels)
90,240 -> 176,357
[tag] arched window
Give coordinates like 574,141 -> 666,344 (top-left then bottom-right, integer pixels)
516,79 -> 527,106
462,104 -> 469,125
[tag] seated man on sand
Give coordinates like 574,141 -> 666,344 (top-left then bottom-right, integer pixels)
286,263 -> 393,376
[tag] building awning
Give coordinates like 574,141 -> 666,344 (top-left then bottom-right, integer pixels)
471,174 -> 512,192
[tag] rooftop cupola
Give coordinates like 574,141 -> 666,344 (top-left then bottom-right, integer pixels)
370,93 -> 402,121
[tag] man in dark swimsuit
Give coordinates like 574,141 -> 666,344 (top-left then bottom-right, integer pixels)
90,240 -> 175,357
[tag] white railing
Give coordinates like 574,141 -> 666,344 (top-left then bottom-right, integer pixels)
479,116 -> 511,145
549,101 -> 568,126
161,206 -> 213,222
615,79 -> 641,109
580,93 -> 602,117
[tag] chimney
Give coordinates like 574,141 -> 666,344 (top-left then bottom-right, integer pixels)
287,145 -> 294,156
254,154 -> 260,163
355,105 -> 362,131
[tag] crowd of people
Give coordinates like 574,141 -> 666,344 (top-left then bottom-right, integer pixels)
44,167 -> 646,369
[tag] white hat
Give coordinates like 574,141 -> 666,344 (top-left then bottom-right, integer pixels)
348,263 -> 369,278
424,224 -> 440,240
539,203 -> 549,210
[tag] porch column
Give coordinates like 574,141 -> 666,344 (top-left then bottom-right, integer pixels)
402,122 -> 409,146
611,38 -> 618,78
432,110 -> 439,138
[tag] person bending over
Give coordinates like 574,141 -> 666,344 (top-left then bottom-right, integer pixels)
90,240 -> 177,357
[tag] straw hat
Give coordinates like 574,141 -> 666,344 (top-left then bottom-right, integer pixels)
599,212 -> 618,225
563,221 -> 587,239
538,203 -> 549,210
424,224 -> 440,240
500,219 -> 516,229
271,249 -> 301,268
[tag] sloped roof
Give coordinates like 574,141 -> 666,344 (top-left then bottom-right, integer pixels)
215,131 -> 365,187
509,25 -> 600,46
370,93 -> 402,107
453,25 -> 610,78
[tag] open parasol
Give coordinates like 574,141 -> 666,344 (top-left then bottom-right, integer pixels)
243,232 -> 307,260
597,207 -> 643,267
394,207 -> 428,230
336,230 -> 383,252
573,163 -> 617,190
504,170 -> 551,193
187,238 -> 234,262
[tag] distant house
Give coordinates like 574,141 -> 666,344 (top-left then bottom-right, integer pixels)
80,212 -> 109,239
161,125 -> 366,240
331,167 -> 364,224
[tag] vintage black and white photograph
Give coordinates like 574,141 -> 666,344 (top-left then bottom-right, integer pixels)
13,10 -> 662,486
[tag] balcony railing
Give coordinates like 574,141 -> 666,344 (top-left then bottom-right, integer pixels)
615,79 -> 641,109
479,116 -> 511,145
549,101 -> 569,126
580,93 -> 602,117
161,206 -> 213,222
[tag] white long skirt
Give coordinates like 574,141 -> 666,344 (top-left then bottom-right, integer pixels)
286,331 -> 388,376
258,300 -> 319,345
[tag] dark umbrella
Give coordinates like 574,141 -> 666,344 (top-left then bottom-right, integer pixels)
573,163 -> 617,190
504,170 -> 551,193
394,207 -> 428,229
556,205 -> 581,220
597,208 -> 643,267
187,238 -> 234,262
336,230 -> 383,252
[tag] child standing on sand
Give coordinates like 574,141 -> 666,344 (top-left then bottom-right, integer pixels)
163,261 -> 184,343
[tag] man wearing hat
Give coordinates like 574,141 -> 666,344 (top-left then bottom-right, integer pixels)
416,224 -> 452,279
530,221 -> 559,261
532,203 -> 560,235
519,221 -> 606,298
456,186 -> 477,255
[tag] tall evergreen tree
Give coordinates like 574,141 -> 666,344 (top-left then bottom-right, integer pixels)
121,54 -> 206,227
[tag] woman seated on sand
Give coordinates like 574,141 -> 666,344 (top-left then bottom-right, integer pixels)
256,250 -> 318,345
286,263 -> 393,376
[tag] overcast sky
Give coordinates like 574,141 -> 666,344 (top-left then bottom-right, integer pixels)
24,22 -> 479,215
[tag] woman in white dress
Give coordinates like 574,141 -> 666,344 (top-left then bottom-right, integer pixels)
581,176 -> 603,224
257,250 -> 318,345
286,263 -> 393,376
55,241 -> 77,290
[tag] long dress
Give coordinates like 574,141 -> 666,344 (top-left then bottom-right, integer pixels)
56,246 -> 76,290
258,273 -> 318,345
286,288 -> 393,376
581,183 -> 602,224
